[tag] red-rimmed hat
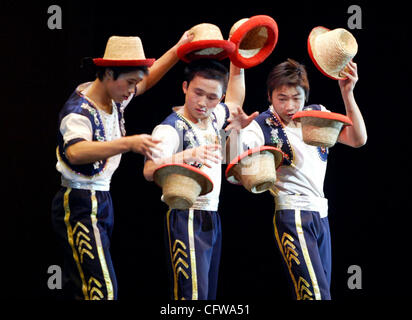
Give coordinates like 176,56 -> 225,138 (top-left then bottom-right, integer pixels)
292,110 -> 353,126
229,15 -> 279,69
93,36 -> 155,67
177,23 -> 235,63
292,109 -> 352,147
307,26 -> 358,80
153,163 -> 213,209
225,146 -> 283,194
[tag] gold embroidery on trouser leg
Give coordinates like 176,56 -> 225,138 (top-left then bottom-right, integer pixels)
90,190 -> 114,300
166,209 -> 179,300
188,209 -> 198,300
281,233 -> 300,268
295,210 -> 321,300
73,222 -> 95,263
173,239 -> 189,281
63,188 -> 89,300
88,277 -> 104,300
298,277 -> 314,300
274,212 -> 300,299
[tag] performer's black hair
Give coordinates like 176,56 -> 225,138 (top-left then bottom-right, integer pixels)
266,58 -> 310,102
80,57 -> 149,81
183,59 -> 229,94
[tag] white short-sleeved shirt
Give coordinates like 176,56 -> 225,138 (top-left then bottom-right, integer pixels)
150,103 -> 228,211
239,105 -> 329,198
56,82 -> 134,191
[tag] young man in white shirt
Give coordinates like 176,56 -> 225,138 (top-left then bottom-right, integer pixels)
143,59 -> 257,300
51,33 -> 192,300
237,58 -> 367,299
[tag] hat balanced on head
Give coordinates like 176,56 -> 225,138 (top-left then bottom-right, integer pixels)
93,36 -> 155,67
226,146 -> 284,194
177,23 -> 236,63
307,27 -> 358,80
229,15 -> 279,69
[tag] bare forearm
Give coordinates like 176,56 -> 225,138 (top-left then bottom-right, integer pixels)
66,138 -> 131,165
147,46 -> 180,91
143,151 -> 187,181
339,91 -> 367,147
225,63 -> 245,113
137,45 -> 180,95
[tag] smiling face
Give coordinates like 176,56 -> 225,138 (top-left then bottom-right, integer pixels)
270,85 -> 305,125
105,69 -> 145,103
182,75 -> 224,123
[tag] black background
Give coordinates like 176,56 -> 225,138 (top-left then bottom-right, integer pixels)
2,0 -> 410,309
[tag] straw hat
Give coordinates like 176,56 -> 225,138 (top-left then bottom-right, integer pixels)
226,146 -> 283,194
308,26 -> 358,80
229,15 -> 279,69
93,36 -> 155,67
177,23 -> 235,63
153,163 -> 213,209
292,109 -> 353,147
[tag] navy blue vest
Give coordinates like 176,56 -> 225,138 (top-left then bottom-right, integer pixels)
160,104 -> 229,168
57,89 -> 126,177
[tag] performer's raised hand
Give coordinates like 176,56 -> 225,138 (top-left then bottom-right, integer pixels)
174,30 -> 195,49
225,105 -> 259,132
338,60 -> 358,95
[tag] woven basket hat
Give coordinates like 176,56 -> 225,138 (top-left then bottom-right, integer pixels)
226,146 -> 284,194
154,163 -> 213,210
93,36 -> 155,67
229,15 -> 279,69
308,27 -> 358,80
292,106 -> 353,148
177,23 -> 235,63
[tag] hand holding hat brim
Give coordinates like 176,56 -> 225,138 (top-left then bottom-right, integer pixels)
225,146 -> 283,194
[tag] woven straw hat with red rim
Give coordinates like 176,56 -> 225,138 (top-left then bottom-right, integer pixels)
93,36 -> 155,67
177,23 -> 235,63
226,146 -> 284,185
307,26 -> 358,80
154,163 -> 213,196
229,15 -> 279,69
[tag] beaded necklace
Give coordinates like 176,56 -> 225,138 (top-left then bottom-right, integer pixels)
268,105 -> 294,164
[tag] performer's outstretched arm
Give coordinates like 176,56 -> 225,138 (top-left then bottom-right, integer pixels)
136,31 -> 193,95
337,61 -> 367,147
65,134 -> 160,165
224,63 -> 259,132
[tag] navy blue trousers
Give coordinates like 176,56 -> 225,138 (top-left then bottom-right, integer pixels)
165,209 -> 222,300
51,187 -> 117,300
273,209 -> 332,300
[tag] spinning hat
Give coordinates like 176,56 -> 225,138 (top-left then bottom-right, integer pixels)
226,146 -> 283,194
229,15 -> 279,69
177,23 -> 235,63
308,26 -> 358,80
154,163 -> 213,210
292,107 -> 353,148
93,36 -> 155,67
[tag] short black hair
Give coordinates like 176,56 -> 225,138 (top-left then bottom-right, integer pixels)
95,65 -> 149,81
183,59 -> 229,94
267,58 -> 310,102
80,57 -> 148,81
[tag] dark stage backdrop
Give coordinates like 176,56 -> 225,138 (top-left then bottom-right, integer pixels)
2,0 -> 410,307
